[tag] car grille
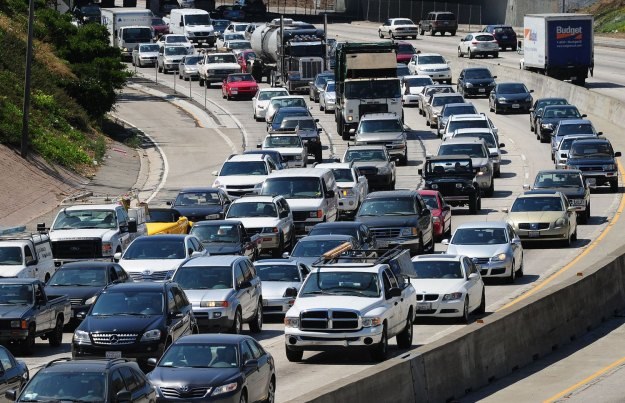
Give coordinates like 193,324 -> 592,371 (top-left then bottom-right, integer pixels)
301,59 -> 323,80
159,387 -> 211,399
70,298 -> 84,306
226,184 -> 255,190
370,228 -> 401,239
577,166 -> 603,172
246,227 -> 263,236
431,182 -> 466,196
416,294 -> 439,301
472,257 -> 490,265
359,103 -> 388,118
91,332 -> 138,345
518,223 -> 550,230
214,69 -> 238,75
194,32 -> 210,37
357,166 -> 378,176
128,271 -> 169,282
292,211 -> 313,221
300,310 -> 359,331
51,239 -> 102,259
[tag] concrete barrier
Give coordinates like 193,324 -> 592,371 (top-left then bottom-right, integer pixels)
293,248 -> 625,403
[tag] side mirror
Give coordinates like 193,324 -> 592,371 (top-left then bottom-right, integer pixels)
5,390 -> 17,402
529,89 -> 534,93
282,252 -> 290,258
166,201 -> 173,206
615,151 -> 622,157
243,358 -> 259,370
502,208 -> 509,213
326,190 -> 335,198
422,208 -> 431,216
493,75 -> 498,79
147,357 -> 158,367
468,272 -> 479,280
597,131 -> 604,136
523,184 -> 531,190
180,21 -> 184,27
387,287 -> 402,298
114,252 -> 122,261
191,251 -> 203,257
128,220 -> 138,233
418,168 -> 423,175
284,287 -> 298,298
256,143 -> 262,149
240,280 -> 252,289
441,239 -> 449,245
116,390 -> 132,403
581,114 -> 587,118
529,108 -> 534,112
317,128 -> 322,133
26,258 -> 38,267
499,143 -> 505,148
212,170 -> 218,176
567,206 -> 576,212
315,118 -> 319,122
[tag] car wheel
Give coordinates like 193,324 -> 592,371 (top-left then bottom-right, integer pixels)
379,30 -> 384,38
285,346 -> 304,362
460,298 -> 470,324
420,28 -> 425,35
271,233 -> 284,258
158,64 -> 163,73
468,49 -> 474,59
610,180 -> 619,193
131,58 -> 135,66
249,302 -> 263,333
396,312 -> 413,349
451,31 -> 456,36
21,325 -> 36,356
444,217 -> 452,238
320,102 -> 325,111
430,29 -> 435,36
475,289 -> 486,314
508,260 -> 517,284
486,180 -> 494,197
489,100 -> 494,112
457,47 -> 463,57
199,77 -> 205,86
517,253 -> 524,277
48,316 -> 63,347
390,31 -> 395,39
240,392 -> 247,403
494,102 -> 499,114
263,377 -> 276,403
370,324 -> 388,362
230,309 -> 242,334
315,148 -> 323,163
493,52 -> 499,58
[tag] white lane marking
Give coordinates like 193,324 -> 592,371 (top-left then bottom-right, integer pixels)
521,154 -> 526,161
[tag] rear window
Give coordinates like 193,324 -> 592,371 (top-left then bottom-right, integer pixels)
436,13 -> 456,21
475,34 -> 495,41
494,26 -> 515,34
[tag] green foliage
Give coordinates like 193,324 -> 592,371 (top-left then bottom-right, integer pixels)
594,7 -> 625,33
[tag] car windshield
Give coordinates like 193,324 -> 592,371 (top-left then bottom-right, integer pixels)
447,120 -> 489,132
48,267 -> 107,286
91,291 -> 164,316
173,266 -> 233,289
220,161 -> 267,176
226,202 -> 277,218
140,44 -> 159,52
474,34 -> 494,41
165,46 -> 189,55
234,24 -> 247,32
498,83 -> 527,93
331,168 -> 354,182
344,149 -> 387,162
443,105 -> 476,117
404,77 -> 433,87
344,79 -> 401,99
535,172 -> 583,188
261,177 -> 322,199
159,343 -> 239,368
438,144 -> 487,158
557,123 -> 594,136
325,82 -> 336,92
292,239 -> 350,257
52,210 -> 116,230
281,119 -> 316,130
397,44 -> 415,53
394,19 -> 414,25
425,86 -> 454,97
455,132 -> 496,147
412,260 -> 463,279
213,20 -> 229,30
258,90 -> 288,101
185,14 -> 210,25
418,55 -> 446,64
464,69 -> 492,79
315,74 -> 332,86
452,228 -> 507,245
123,238 -> 186,260
537,99 -> 568,109
256,264 -> 301,282
175,191 -> 221,206
207,54 -> 237,63
543,107 -> 580,118
569,142 -> 612,158
432,95 -> 465,107
264,135 -> 303,148
397,66 -> 410,77
183,56 -> 202,65
358,119 -> 402,133
166,36 -> 188,43
19,372 -> 106,402
420,194 -> 439,209
190,224 -> 240,244
559,137 -> 581,150
426,159 -> 472,174
0,246 -> 22,265
0,284 -> 32,304
300,271 -> 380,297
510,197 -> 563,212
228,41 -> 251,49
358,197 -> 417,216
272,112 -> 310,128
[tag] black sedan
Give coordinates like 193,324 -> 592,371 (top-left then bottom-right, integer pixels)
167,187 -> 233,222
489,82 -> 534,114
189,220 -> 260,260
529,97 -> 569,133
309,72 -> 334,103
535,104 -> 586,143
45,261 -> 130,323
147,334 -> 275,403
456,67 -> 497,98
0,345 -> 28,398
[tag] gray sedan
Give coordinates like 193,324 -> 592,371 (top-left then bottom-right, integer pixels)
178,55 -> 203,81
254,259 -> 310,315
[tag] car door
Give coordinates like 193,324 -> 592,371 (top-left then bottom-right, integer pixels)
457,70 -> 464,91
240,341 -> 263,401
507,225 -> 523,268
381,269 -> 400,335
462,257 -> 481,311
234,263 -> 253,320
415,196 -> 434,247
247,339 -> 272,400
172,285 -> 193,338
0,348 -> 21,396
437,193 -> 451,233
119,367 -> 150,403
463,34 -> 472,52
116,207 -> 133,249
36,284 -> 55,331
166,287 -> 183,340
244,260 -> 261,310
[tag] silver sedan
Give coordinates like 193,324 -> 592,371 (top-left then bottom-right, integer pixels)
254,259 -> 310,315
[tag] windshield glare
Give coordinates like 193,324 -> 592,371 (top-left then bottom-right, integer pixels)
432,96 -> 464,107
412,261 -> 463,279
159,344 -> 238,368
344,149 -> 387,162
359,119 -> 402,133
123,239 -> 185,260
264,135 -> 302,148
535,173 -> 582,188
510,197 -> 563,212
53,210 -> 116,230
20,372 -> 106,402
0,284 -> 32,304
140,44 -> 159,52
498,83 -> 527,93
292,239 -> 349,257
405,77 -> 433,87
92,291 -> 164,316
49,268 -> 106,286
257,264 -> 301,282
175,192 -> 220,206
300,272 -> 380,297
261,178 -> 322,199
359,197 -> 416,216
226,202 -> 277,218
443,105 -> 476,117
165,46 -> 189,55
452,228 -> 507,245
332,168 -> 354,182
173,266 -> 233,289
258,90 -> 288,101
166,36 -> 188,43
220,161 -> 267,176
427,160 -> 471,173
185,14 -> 210,25
439,144 -> 486,158
190,224 -> 239,244
0,247 -> 22,265
557,124 -> 594,136
281,119 -> 315,130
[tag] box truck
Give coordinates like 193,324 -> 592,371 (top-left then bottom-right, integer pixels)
168,8 -> 216,47
522,13 -> 593,86
100,8 -> 153,61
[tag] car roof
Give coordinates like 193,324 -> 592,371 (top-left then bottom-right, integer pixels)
557,119 -> 593,125
282,115 -> 315,121
275,106 -> 309,112
231,195 -> 279,203
517,191 -> 563,198
570,137 -> 610,144
453,128 -> 494,135
443,103 -> 474,108
181,255 -> 245,267
106,282 -> 168,291
257,87 -> 288,93
536,97 -> 568,102
412,254 -> 463,261
131,234 -> 189,241
345,145 -> 387,151
43,359 -> 133,372
537,169 -> 582,175
191,219 -> 241,227
417,189 -> 440,196
455,221 -> 509,229
360,112 -> 400,120
402,74 -> 433,80
461,67 -> 492,72
468,32 -> 494,36
228,154 -> 267,162
0,278 -> 38,284
309,221 -> 363,229
254,258 -> 301,266
426,154 -> 472,161
497,82 -> 527,86
297,234 -> 354,242
366,190 -> 417,198
441,137 -> 487,145
59,261 -> 118,269
270,95 -> 306,100
267,168 -> 330,177
448,114 -> 488,121
314,163 -> 351,169
178,187 -> 220,193
432,92 -> 463,98
62,204 -> 119,211
416,53 -> 444,57
543,104 -> 578,110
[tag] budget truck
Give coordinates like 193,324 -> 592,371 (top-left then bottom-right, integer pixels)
334,42 -> 402,140
100,8 -> 154,61
521,13 -> 594,86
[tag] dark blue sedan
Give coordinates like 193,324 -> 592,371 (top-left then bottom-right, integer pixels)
167,187 -> 233,222
488,82 -> 534,114
0,345 -> 28,398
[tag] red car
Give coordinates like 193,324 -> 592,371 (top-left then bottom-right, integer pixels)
396,42 -> 417,64
236,49 -> 258,73
221,73 -> 259,100
151,17 -> 169,39
418,190 -> 452,241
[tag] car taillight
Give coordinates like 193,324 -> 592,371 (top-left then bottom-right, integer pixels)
471,41 -> 478,45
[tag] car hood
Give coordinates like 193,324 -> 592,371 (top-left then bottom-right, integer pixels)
230,217 -> 279,229
284,198 -> 324,211
497,92 -> 530,100
263,147 -> 303,156
186,25 -> 215,33
356,132 -> 404,142
148,367 -> 239,388
567,157 -> 615,165
120,259 -> 185,274
418,63 -> 449,71
140,51 -> 159,58
533,186 -> 585,198
49,228 -> 116,241
215,175 -> 266,186
184,288 -> 233,304
0,265 -> 27,277
0,304 -> 31,319
262,281 -> 301,299
172,206 -> 223,217
446,244 -> 509,258
289,295 -> 382,314
256,100 -> 270,108
44,285 -> 102,300
409,278 -> 467,295
80,315 -> 162,333
507,211 -> 565,223
351,161 -> 389,169
465,78 -> 495,86
470,157 -> 489,168
204,243 -> 242,255
206,62 -> 241,70
356,215 -> 418,228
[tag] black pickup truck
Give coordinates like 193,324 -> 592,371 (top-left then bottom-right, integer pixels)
0,279 -> 71,355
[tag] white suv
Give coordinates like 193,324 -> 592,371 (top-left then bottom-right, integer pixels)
258,132 -> 307,168
212,154 -> 278,197
441,113 -> 499,141
407,53 -> 452,84
225,195 -> 295,257
315,162 -> 369,217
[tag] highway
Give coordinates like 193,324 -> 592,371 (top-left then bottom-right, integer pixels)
18,21 -> 625,402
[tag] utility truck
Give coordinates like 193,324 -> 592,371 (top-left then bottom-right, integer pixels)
100,8 -> 153,60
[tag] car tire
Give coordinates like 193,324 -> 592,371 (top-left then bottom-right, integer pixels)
271,233 -> 284,258
199,77 -> 205,86
517,254 -> 524,277
486,180 -> 494,197
420,28 -> 425,35
21,325 -> 36,356
396,312 -> 413,349
457,47 -> 463,57
320,103 -> 325,111
48,316 -> 63,347
444,217 -> 452,239
610,180 -> 619,193
158,64 -> 163,73
315,149 -> 323,163
460,298 -> 470,324
285,346 -> 304,362
263,377 -> 276,403
230,308 -> 243,334
413,35 -> 417,39
390,31 -> 395,39
508,260 -> 517,284
379,30 -> 384,38
489,101 -> 494,112
451,31 -> 456,36
468,49 -> 474,59
469,195 -> 479,214
430,29 -> 435,36
370,324 -> 388,362
475,289 -> 486,314
249,302 -> 263,333
493,52 -> 499,58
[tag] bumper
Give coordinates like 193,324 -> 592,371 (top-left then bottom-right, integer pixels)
324,99 -> 336,110
338,196 -> 359,213
189,36 -> 216,46
516,227 -> 570,242
256,232 -> 280,250
205,73 -> 232,83
415,298 -> 464,317
0,328 -> 29,342
463,86 -> 494,96
163,63 -> 179,70
139,58 -> 157,65
227,88 -> 257,98
556,160 -> 567,170
285,158 -> 306,168
182,70 -> 200,78
72,340 -> 166,362
193,308 -> 234,332
422,71 -> 451,81
377,236 -> 420,255
475,260 -> 512,278
577,171 -> 618,186
263,297 -> 293,314
364,173 -> 393,189
255,107 -> 267,119
284,325 -> 383,351
403,95 -> 420,106
495,100 -> 532,112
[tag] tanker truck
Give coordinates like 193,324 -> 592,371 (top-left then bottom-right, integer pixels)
250,18 -> 326,93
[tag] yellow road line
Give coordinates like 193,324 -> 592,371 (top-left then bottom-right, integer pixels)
498,162 -> 625,311
543,354 -> 625,402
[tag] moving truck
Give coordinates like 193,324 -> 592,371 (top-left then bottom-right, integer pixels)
100,8 -> 153,60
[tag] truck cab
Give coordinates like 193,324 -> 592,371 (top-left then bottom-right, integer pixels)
168,8 -> 216,47
0,229 -> 55,282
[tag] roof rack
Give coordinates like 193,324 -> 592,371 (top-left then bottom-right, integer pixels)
0,225 -> 48,241
45,357 -> 72,367
313,245 -> 406,267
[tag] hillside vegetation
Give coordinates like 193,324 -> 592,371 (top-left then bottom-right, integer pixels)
583,0 -> 625,33
0,0 -> 128,171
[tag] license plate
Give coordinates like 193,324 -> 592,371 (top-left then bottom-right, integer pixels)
198,40 -> 205,43
512,104 -> 520,108
416,302 -> 431,311
478,88 -> 486,92
106,351 -> 122,359
501,35 -> 508,39
378,240 -> 389,248
529,231 -> 540,238
231,89 -> 238,94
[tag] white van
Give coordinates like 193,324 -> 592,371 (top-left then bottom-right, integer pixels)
0,229 -> 56,282
259,168 -> 339,236
168,8 -> 216,47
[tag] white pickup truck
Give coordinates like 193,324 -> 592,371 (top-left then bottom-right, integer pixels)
198,52 -> 241,87
0,228 -> 56,282
284,247 -> 417,362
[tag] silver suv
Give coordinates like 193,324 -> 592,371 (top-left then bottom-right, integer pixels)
172,255 -> 263,334
353,113 -> 408,165
437,138 -> 494,196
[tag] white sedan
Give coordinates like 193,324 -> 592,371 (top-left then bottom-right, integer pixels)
252,88 -> 289,121
410,254 -> 485,323
378,18 -> 419,39
401,75 -> 434,107
319,80 -> 336,113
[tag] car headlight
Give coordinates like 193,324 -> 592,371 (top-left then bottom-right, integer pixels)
525,96 -> 533,102
347,115 -> 353,121
498,97 -> 507,102
491,253 -> 507,262
11,320 -> 27,329
603,164 -> 616,170
541,123 -> 553,129
200,301 -> 229,307
362,317 -> 382,327
141,329 -> 162,342
431,184 -> 439,189
102,242 -> 113,256
309,210 -> 323,218
400,227 -> 418,236
442,292 -> 463,301
341,189 -> 354,197
284,317 -> 299,328
207,69 -> 215,73
212,382 -> 238,396
212,180 -> 224,188
477,166 -> 488,176
85,296 -> 96,305
432,216 -> 440,223
377,166 -> 390,175
554,217 -> 568,228
465,82 -> 474,88
456,183 -> 463,188
73,329 -> 91,344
